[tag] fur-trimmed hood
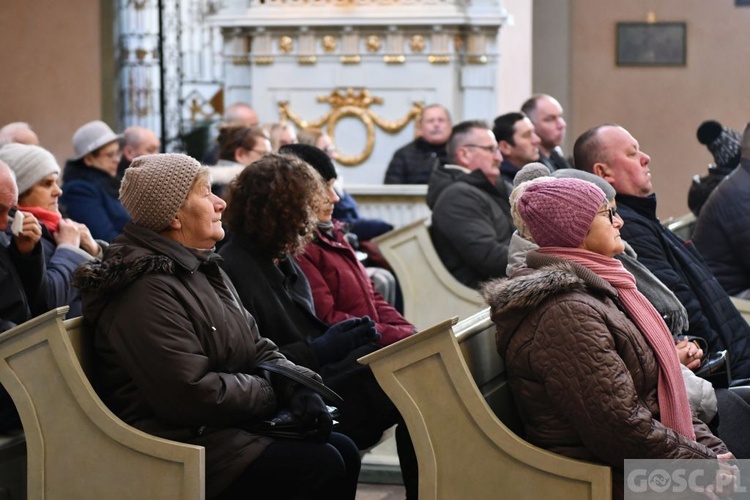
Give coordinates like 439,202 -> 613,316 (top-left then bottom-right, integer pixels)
481,251 -> 617,354
73,222 -> 215,296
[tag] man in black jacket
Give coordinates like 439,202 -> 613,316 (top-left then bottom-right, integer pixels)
0,159 -> 45,430
428,120 -> 514,289
383,104 -> 451,184
575,124 -> 750,381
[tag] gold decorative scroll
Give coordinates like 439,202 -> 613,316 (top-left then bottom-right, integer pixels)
278,88 -> 423,166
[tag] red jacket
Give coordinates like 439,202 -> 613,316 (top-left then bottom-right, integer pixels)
296,223 -> 416,346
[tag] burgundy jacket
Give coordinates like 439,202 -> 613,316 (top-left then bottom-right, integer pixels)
296,223 -> 416,347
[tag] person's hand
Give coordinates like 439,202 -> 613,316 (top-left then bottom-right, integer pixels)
704,452 -> 738,499
289,388 -> 332,442
676,339 -> 703,371
54,218 -> 81,248
308,316 -> 380,365
12,212 -> 42,255
74,222 -> 100,256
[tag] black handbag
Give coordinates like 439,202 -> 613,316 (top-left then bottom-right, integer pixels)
246,363 -> 343,440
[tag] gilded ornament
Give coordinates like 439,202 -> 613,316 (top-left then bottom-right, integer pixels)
322,35 -> 337,53
409,35 -> 425,53
298,56 -> 318,65
383,55 -> 405,64
428,55 -> 450,64
253,56 -> 273,65
135,48 -> 148,61
278,89 -> 423,167
340,55 -> 361,64
365,35 -> 381,53
466,55 -> 488,65
279,36 -> 293,54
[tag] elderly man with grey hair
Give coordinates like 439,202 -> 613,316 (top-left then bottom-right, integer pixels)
116,126 -> 161,181
0,122 -> 39,148
427,119 -> 513,289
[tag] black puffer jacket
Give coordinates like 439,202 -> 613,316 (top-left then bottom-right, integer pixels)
694,160 -> 750,296
383,138 -> 447,184
74,223 -> 319,498
483,252 -> 726,495
616,193 -> 750,379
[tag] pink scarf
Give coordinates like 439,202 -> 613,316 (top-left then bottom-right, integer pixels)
538,247 -> 695,440
17,205 -> 62,234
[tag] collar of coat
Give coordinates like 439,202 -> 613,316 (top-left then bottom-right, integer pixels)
73,222 -> 220,295
481,250 -> 617,317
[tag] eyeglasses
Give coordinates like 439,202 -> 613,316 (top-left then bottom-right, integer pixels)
598,207 -> 619,224
463,144 -> 501,154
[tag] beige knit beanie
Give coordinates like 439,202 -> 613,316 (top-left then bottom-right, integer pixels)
0,143 -> 60,195
119,153 -> 202,232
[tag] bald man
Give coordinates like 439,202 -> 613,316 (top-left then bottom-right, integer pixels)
116,126 -> 161,180
0,122 -> 39,148
521,94 -> 572,171
575,123 -> 750,381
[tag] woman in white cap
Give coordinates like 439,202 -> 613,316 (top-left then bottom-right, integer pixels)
74,153 -> 360,500
60,120 -> 130,242
0,143 -> 102,317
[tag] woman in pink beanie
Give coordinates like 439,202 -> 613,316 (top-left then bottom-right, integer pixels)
481,177 -> 735,499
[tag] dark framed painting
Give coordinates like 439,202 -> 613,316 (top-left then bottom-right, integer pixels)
616,22 -> 686,66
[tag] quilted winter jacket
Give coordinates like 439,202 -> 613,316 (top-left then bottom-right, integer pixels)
482,252 -> 726,473
296,223 -> 416,347
383,137 -> 448,185
75,223 -> 319,498
694,160 -> 750,296
616,193 -> 750,379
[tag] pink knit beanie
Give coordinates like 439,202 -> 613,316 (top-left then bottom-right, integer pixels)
517,177 -> 606,248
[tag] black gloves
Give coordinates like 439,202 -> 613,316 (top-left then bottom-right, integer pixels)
289,388 -> 332,442
308,316 -> 380,365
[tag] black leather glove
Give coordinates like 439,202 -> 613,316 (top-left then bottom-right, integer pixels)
289,388 -> 332,443
309,316 -> 380,365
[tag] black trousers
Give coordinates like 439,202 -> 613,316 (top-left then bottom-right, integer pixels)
215,432 -> 360,500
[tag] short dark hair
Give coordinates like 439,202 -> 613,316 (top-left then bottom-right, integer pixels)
447,120 -> 490,163
217,125 -> 267,162
573,124 -> 619,173
492,112 -> 526,146
224,153 -> 325,259
520,94 -> 547,121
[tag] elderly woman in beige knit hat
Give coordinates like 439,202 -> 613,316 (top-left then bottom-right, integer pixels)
74,153 -> 360,500
0,143 -> 102,318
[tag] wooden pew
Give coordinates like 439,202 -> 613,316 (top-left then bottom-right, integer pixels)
359,309 -> 612,499
663,212 -> 697,241
0,308 -> 205,500
372,218 -> 485,330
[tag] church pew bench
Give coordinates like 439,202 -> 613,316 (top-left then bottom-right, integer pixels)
359,308 -> 612,499
0,308 -> 205,500
372,218 -> 485,330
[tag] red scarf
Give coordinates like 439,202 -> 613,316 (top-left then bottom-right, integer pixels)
17,205 -> 62,234
537,247 -> 695,440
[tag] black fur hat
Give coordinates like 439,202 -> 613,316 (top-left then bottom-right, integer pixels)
279,143 -> 337,181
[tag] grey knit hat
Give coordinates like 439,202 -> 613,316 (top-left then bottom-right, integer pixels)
72,120 -> 122,160
119,153 -> 202,232
553,168 -> 616,203
0,143 -> 60,195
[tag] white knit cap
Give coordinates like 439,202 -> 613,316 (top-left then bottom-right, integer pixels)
0,143 -> 60,195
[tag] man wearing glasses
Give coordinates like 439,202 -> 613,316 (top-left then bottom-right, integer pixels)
576,123 -> 750,381
427,120 -> 514,289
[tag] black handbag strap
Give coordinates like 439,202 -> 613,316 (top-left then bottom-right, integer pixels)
258,363 -> 344,406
